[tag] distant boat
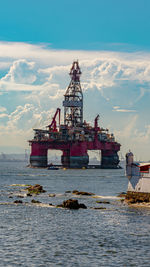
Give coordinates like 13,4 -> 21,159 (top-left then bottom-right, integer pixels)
47,165 -> 59,170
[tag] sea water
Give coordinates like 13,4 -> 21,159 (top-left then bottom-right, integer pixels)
0,162 -> 150,267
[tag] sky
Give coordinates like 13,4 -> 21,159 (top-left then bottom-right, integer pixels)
0,0 -> 150,160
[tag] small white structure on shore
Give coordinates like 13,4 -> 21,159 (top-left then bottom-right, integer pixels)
126,151 -> 150,193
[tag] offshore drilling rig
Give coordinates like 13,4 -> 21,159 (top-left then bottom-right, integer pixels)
29,61 -> 121,168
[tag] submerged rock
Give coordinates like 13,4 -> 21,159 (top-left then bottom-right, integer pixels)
72,190 -> 95,196
26,184 -> 46,195
17,195 -> 24,198
48,194 -> 56,197
93,207 -> 106,210
31,199 -> 41,204
96,200 -> 110,204
27,193 -> 32,197
59,199 -> 87,209
14,200 -> 23,204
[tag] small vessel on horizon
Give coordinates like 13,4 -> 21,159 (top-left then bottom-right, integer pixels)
47,163 -> 59,170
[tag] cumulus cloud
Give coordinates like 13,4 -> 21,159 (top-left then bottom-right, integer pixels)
0,102 -> 58,150
2,59 -> 36,84
1,42 -> 150,98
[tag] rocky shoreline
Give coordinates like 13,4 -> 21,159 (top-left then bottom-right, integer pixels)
3,184 -> 116,210
118,191 -> 150,207
125,191 -> 150,204
5,184 -> 150,209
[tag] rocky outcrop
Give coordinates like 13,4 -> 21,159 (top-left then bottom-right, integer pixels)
59,199 -> 87,209
26,184 -> 46,195
72,190 -> 94,196
125,192 -> 150,204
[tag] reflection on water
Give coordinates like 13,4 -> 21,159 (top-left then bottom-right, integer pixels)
0,162 -> 150,266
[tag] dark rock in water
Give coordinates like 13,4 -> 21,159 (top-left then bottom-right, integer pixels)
72,190 -> 94,196
72,190 -> 79,194
118,192 -> 126,197
93,207 -> 106,210
26,184 -> 46,195
14,200 -> 23,204
31,199 -> 41,204
79,203 -> 87,209
17,195 -> 24,198
125,192 -> 150,204
65,191 -> 71,193
9,196 -> 13,198
63,199 -> 79,209
27,193 -> 32,197
60,199 -> 87,209
48,194 -> 56,197
96,200 -> 110,204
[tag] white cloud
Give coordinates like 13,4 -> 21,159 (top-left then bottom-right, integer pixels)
1,42 -> 150,98
113,106 -> 136,112
0,102 -> 58,150
0,106 -> 7,113
0,113 -> 8,118
2,59 -> 36,84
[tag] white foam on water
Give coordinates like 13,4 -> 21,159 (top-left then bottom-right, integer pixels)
0,202 -> 56,208
93,195 -> 119,199
9,184 -> 29,187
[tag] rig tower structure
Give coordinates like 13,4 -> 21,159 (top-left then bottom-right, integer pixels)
29,61 -> 121,169
63,61 -> 83,127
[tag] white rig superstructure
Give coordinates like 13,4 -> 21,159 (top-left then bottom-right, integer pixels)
126,152 -> 150,193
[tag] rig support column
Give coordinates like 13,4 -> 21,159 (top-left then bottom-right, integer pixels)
61,150 -> 70,167
30,142 -> 48,167
101,150 -> 120,169
61,144 -> 89,168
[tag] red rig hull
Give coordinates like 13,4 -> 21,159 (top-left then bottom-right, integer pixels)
29,61 -> 121,168
29,139 -> 120,169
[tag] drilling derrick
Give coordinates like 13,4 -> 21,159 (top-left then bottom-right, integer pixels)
63,61 -> 83,127
62,62 -> 87,167
29,61 -> 121,169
